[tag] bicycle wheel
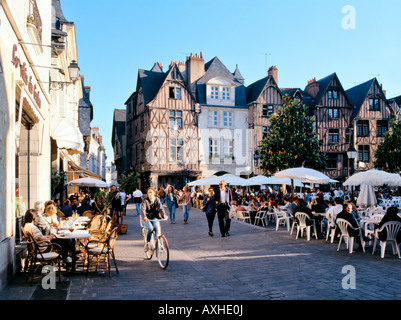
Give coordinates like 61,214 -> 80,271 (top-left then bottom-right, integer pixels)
156,235 -> 169,269
142,227 -> 153,260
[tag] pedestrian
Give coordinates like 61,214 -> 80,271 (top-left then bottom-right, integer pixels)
132,187 -> 143,216
180,186 -> 191,224
216,180 -> 233,237
166,185 -> 179,224
202,187 -> 217,237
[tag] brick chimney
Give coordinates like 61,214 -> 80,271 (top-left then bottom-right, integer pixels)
305,77 -> 319,98
268,66 -> 278,84
186,52 -> 205,97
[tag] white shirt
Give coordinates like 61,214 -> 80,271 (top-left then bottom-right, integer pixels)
326,204 -> 343,227
133,190 -> 143,198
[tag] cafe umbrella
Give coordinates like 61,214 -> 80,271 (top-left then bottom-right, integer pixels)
274,167 -> 331,197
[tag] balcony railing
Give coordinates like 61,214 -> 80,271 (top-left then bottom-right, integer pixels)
27,0 -> 43,42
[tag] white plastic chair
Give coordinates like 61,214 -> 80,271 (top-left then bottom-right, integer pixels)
235,210 -> 251,223
294,212 -> 318,241
372,221 -> 401,259
254,209 -> 268,227
336,218 -> 365,254
273,207 -> 290,231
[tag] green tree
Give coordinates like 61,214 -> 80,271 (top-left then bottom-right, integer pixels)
375,119 -> 401,173
258,95 -> 327,175
119,172 -> 140,195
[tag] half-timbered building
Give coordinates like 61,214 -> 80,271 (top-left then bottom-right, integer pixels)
346,78 -> 395,171
302,73 -> 355,179
247,66 -> 283,175
125,61 -> 200,190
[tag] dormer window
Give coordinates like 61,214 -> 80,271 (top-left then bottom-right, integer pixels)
222,87 -> 230,100
328,90 -> 338,99
169,87 -> 181,99
211,87 -> 219,99
369,98 -> 380,111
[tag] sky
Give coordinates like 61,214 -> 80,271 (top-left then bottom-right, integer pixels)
61,0 -> 401,163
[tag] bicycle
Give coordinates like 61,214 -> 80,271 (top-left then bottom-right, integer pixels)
140,217 -> 169,269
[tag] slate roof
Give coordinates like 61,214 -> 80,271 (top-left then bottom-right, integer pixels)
112,109 -> 126,145
137,69 -> 167,104
345,78 -> 376,119
246,76 -> 271,104
196,57 -> 247,107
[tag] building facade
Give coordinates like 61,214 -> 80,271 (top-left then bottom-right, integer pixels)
0,0 -> 104,291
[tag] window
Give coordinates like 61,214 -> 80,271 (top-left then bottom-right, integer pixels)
328,129 -> 339,144
170,138 -> 183,163
209,139 -> 219,159
169,111 -> 182,128
358,145 -> 370,162
327,154 -> 338,169
169,87 -> 181,99
328,90 -> 338,100
369,98 -> 380,111
377,120 -> 388,137
223,112 -> 233,127
224,139 -> 234,159
211,87 -> 219,99
357,120 -> 369,137
140,115 -> 144,132
262,105 -> 274,117
208,111 -> 218,126
328,108 -> 339,119
262,126 -> 268,139
222,87 -> 230,100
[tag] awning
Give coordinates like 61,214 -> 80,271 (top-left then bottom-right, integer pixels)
68,160 -> 102,180
50,116 -> 84,154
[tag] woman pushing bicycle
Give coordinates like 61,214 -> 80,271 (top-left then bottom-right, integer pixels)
140,187 -> 168,246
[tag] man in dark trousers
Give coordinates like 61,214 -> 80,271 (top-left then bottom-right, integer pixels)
215,180 -> 233,237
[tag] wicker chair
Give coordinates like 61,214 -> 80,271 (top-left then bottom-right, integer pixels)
85,227 -> 119,277
25,232 -> 62,285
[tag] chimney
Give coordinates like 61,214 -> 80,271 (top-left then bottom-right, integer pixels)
178,60 -> 186,81
305,77 -> 319,98
268,66 -> 278,84
84,86 -> 91,99
186,52 -> 205,97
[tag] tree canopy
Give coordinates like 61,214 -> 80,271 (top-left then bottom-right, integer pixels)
258,95 -> 328,175
374,119 -> 401,173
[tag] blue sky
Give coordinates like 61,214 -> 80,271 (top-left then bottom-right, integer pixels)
62,0 -> 401,163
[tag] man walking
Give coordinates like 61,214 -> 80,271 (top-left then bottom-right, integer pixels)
216,180 -> 232,237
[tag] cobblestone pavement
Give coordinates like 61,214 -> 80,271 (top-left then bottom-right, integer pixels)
1,203 -> 401,302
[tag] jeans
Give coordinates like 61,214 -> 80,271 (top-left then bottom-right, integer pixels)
135,203 -> 141,215
142,219 -> 158,242
183,204 -> 190,221
168,203 -> 176,222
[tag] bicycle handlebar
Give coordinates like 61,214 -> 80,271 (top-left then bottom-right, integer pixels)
144,217 -> 169,222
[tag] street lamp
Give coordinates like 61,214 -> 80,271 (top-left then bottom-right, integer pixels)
68,60 -> 80,82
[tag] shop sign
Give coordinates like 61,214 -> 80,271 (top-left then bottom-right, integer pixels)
11,44 -> 42,108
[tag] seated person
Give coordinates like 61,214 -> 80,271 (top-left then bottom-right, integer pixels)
78,197 -> 92,215
376,206 -> 401,243
249,198 -> 260,211
24,209 -> 71,264
293,198 -> 314,226
335,203 -> 369,245
60,199 -> 73,218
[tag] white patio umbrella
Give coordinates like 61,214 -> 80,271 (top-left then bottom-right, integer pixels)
274,167 -> 331,197
274,167 -> 331,184
187,175 -> 220,186
67,177 -> 110,188
344,169 -> 401,187
188,174 -> 251,186
246,175 -> 304,187
357,183 -> 377,208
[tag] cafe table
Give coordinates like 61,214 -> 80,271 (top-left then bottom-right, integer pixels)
56,229 -> 91,273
